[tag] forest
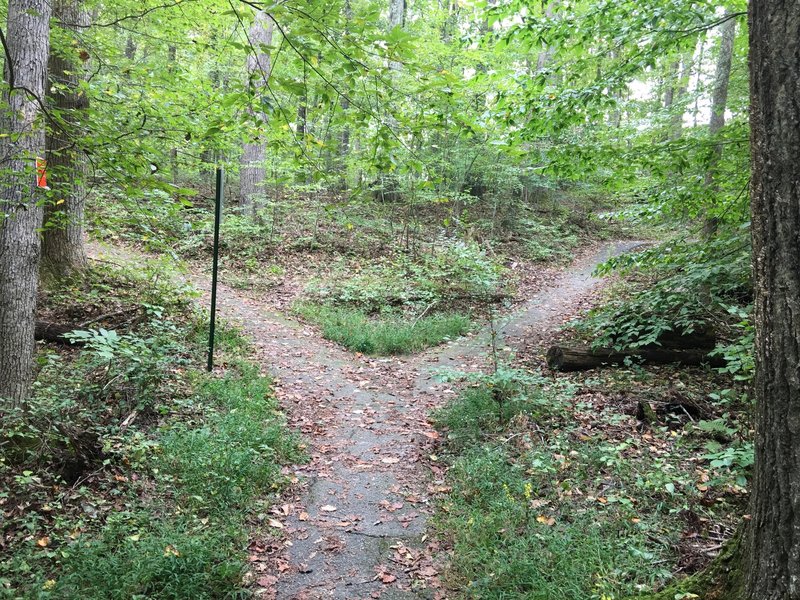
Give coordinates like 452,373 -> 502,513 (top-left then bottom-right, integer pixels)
1,0 -> 798,599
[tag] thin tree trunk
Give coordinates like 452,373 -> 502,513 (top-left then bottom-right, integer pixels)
0,0 -> 53,405
42,0 -> 90,279
388,0 -> 407,71
746,3 -> 800,598
339,0 -> 352,167
703,15 -> 737,236
535,1 -> 559,72
168,45 -> 179,184
693,33 -> 706,128
239,10 -> 274,216
125,36 -> 136,60
668,51 -> 692,140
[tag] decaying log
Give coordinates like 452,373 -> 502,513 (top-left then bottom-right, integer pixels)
642,329 -> 716,350
35,321 -> 79,345
546,344 -> 726,371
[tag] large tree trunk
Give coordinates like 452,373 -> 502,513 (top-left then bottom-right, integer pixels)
745,2 -> 800,598
0,0 -> 53,405
239,10 -> 274,217
702,14 -> 737,236
42,0 -> 90,280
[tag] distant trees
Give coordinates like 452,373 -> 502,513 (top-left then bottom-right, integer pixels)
0,0 -> 53,403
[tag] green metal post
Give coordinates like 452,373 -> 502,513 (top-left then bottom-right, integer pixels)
207,168 -> 224,371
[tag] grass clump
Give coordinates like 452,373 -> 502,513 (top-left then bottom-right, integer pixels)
158,367 -> 301,514
44,514 -> 246,600
294,304 -> 471,355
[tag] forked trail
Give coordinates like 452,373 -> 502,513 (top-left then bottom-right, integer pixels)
90,240 -> 641,599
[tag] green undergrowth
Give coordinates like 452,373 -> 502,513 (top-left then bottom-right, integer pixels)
577,232 -> 753,381
294,303 -> 471,355
1,263 -> 300,599
294,240 -> 499,354
432,364 -> 750,599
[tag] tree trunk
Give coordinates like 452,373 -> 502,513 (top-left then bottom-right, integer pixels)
338,0 -> 352,167
668,51 -> 692,140
703,14 -> 737,236
535,1 -> 559,71
0,0 -> 53,405
389,0 -> 407,30
125,36 -> 136,60
388,0 -> 407,71
239,10 -> 274,217
692,33 -> 706,128
745,2 -> 800,598
168,44 -> 179,185
42,0 -> 90,280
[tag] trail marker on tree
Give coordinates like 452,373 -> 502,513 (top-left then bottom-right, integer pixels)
207,168 -> 224,372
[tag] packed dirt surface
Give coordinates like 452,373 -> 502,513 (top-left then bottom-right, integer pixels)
88,240 -> 643,599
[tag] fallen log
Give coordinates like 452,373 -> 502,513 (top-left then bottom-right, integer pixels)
642,328 -> 716,350
546,344 -> 726,372
35,321 -> 79,345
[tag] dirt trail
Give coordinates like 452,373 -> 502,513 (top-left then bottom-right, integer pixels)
88,240 -> 642,599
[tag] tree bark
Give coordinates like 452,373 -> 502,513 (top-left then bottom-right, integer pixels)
42,0 -> 90,280
239,10 -> 274,217
0,0 -> 53,405
745,2 -> 800,598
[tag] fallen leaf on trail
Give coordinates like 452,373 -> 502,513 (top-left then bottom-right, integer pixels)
298,511 -> 309,521
320,505 -> 337,512
256,575 -> 278,587
536,515 -> 556,526
380,572 -> 397,584
268,518 -> 284,529
417,565 -> 438,577
163,545 -> 180,557
37,537 -> 50,547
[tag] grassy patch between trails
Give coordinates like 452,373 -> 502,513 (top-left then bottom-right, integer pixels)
295,304 -> 471,355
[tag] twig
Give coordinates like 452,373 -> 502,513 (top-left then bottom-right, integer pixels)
412,302 -> 436,327
79,307 -> 140,328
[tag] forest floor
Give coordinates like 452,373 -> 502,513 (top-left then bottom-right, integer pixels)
89,239 -> 642,599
